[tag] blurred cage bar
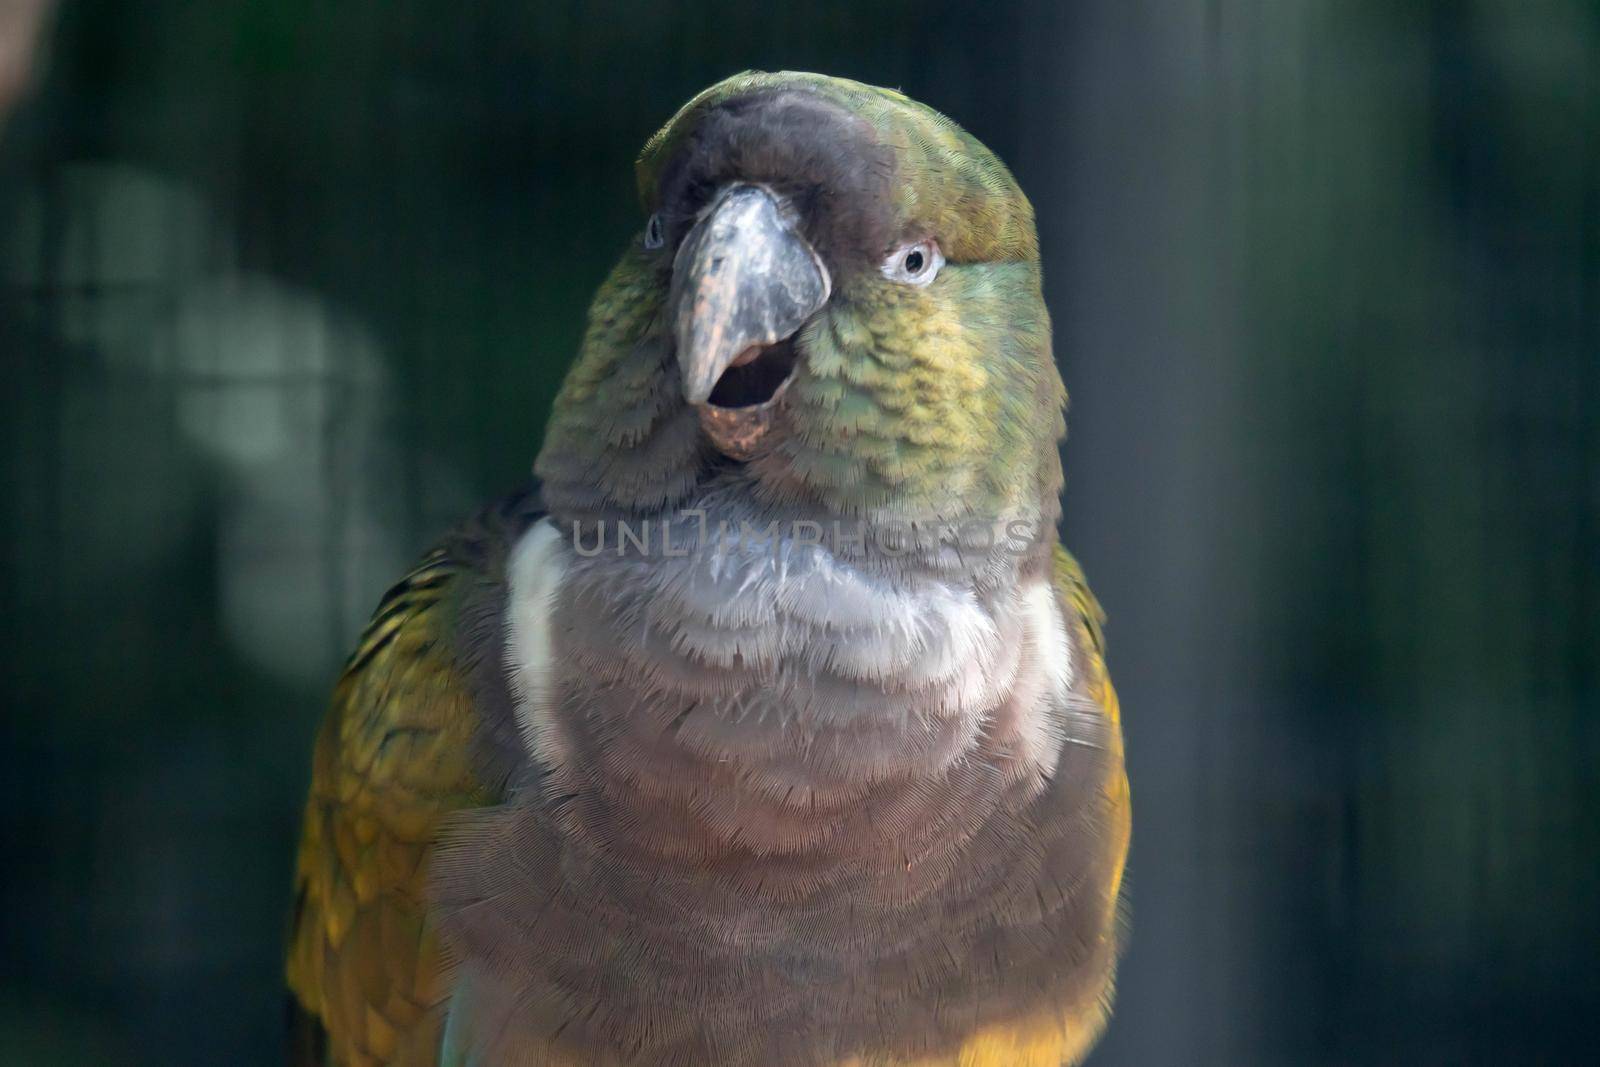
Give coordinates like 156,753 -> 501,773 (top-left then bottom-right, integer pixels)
2,2 -> 1599,1065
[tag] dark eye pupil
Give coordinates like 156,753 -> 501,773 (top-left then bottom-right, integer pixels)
904,249 -> 925,273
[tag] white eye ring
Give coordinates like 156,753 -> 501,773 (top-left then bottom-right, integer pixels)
643,213 -> 665,250
881,238 -> 942,286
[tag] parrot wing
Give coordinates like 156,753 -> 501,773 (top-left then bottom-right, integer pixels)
286,494 -> 541,1067
1053,543 -> 1117,724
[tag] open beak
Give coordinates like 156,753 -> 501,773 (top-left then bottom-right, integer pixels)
670,184 -> 830,455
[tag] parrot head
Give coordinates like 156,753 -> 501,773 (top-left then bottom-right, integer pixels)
536,71 -> 1066,532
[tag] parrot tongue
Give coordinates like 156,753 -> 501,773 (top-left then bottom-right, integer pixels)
705,336 -> 800,409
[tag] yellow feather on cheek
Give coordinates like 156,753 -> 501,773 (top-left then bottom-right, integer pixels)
778,261 -> 1059,518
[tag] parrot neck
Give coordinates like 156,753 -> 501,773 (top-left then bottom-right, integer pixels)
504,494 -> 1071,887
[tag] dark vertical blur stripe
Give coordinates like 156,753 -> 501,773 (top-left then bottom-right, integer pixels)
1021,3 -> 1250,1063
1026,1 -> 1600,1063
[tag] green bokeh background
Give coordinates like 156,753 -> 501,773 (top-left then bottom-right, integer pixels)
2,2 -> 1597,1063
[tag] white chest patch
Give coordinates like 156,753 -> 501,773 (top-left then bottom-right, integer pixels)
504,517 -> 571,764
1025,578 -> 1076,702
505,509 -> 1081,788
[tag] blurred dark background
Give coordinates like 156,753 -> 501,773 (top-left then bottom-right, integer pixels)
2,2 -> 1597,1064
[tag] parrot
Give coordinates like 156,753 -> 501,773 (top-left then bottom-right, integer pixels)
285,71 -> 1130,1067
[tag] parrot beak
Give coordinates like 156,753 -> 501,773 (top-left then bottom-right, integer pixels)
670,184 -> 831,415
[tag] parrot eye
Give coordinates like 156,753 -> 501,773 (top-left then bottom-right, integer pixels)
882,238 -> 943,287
643,212 -> 666,250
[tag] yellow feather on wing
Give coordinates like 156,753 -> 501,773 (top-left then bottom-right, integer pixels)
286,551 -> 497,1067
1053,544 -> 1117,724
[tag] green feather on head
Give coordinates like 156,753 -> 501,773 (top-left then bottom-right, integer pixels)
537,70 -> 1066,526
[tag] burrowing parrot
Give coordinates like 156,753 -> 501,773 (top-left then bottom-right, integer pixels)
286,71 -> 1130,1067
